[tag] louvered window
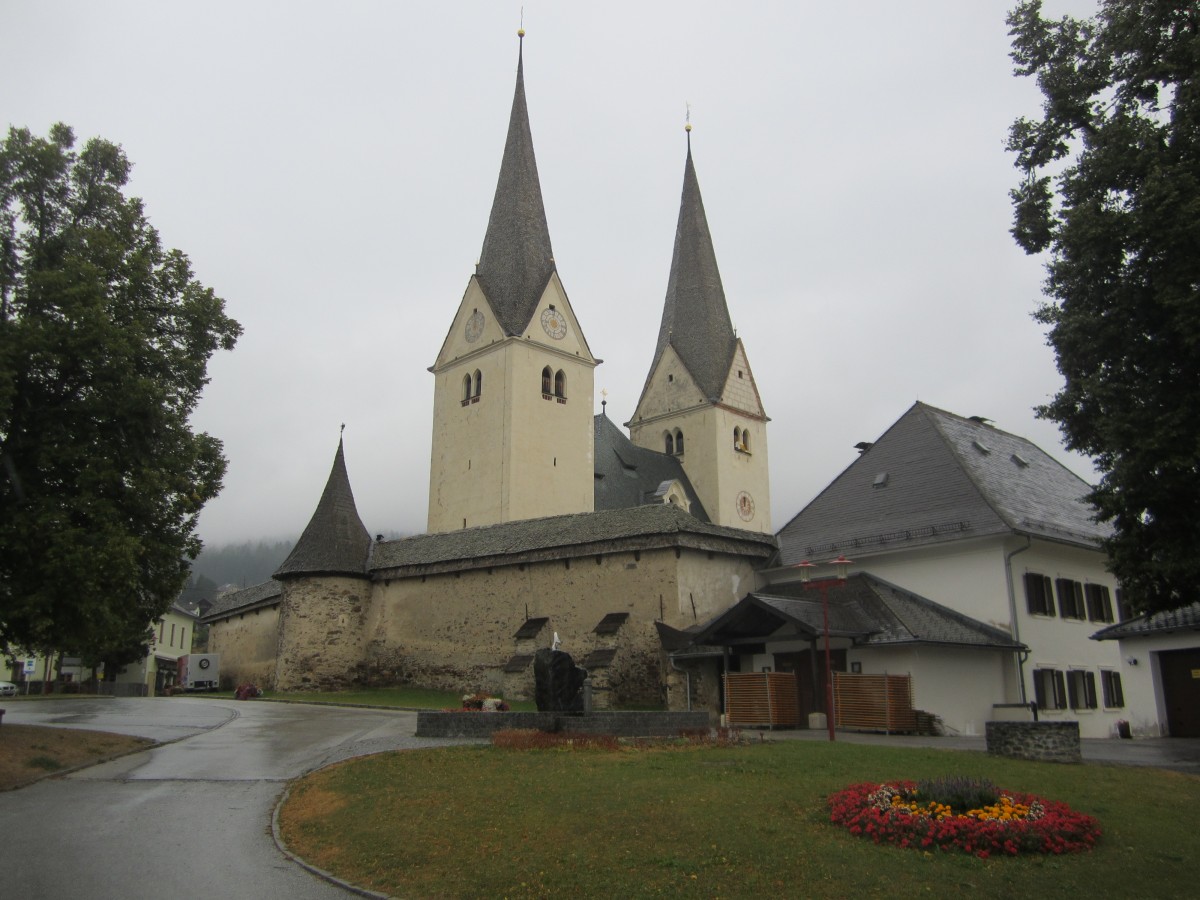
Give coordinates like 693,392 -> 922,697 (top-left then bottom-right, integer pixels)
1032,668 -> 1067,710
1055,578 -> 1086,620
1101,670 -> 1125,708
1067,670 -> 1098,710
1085,584 -> 1114,623
1024,573 -> 1055,616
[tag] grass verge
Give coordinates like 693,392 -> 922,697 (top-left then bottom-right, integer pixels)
278,739 -> 1199,899
0,725 -> 152,790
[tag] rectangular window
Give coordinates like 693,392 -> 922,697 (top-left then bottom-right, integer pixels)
1116,587 -> 1135,622
1032,668 -> 1067,710
1024,573 -> 1055,616
1067,670 -> 1098,710
170,623 -> 176,647
158,620 -> 164,642
1085,584 -> 1114,623
1055,578 -> 1086,620
1101,670 -> 1125,708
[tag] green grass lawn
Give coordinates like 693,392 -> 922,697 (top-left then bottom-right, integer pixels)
278,739 -> 1199,899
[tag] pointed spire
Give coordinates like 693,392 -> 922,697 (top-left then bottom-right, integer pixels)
274,437 -> 372,579
651,133 -> 737,401
475,32 -> 556,336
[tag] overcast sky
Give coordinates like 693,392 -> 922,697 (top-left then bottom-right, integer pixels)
2,1 -> 1101,547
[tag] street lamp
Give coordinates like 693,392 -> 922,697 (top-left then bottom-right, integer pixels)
795,555 -> 853,742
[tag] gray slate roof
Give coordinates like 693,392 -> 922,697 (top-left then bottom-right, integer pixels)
593,413 -> 709,520
371,503 -> 776,575
641,142 -> 737,404
688,573 -> 1024,651
274,440 -> 373,579
1091,601 -> 1200,640
777,402 -> 1108,563
475,40 -> 556,337
202,579 -> 282,623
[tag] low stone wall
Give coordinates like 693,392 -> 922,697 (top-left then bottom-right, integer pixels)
416,710 -> 711,739
985,721 -> 1082,763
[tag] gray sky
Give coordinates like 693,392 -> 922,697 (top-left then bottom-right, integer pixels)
1,1 -> 1101,547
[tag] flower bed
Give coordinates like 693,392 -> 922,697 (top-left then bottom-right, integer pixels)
828,779 -> 1101,857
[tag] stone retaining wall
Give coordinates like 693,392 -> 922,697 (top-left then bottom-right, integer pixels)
416,710 -> 712,739
985,721 -> 1081,763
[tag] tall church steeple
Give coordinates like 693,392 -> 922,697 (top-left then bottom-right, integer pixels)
426,33 -> 598,534
475,36 -> 557,337
628,130 -> 771,533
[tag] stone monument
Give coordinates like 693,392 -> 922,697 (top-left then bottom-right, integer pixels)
533,646 -> 587,712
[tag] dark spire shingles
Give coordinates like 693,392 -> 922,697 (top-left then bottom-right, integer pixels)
274,439 -> 372,579
475,42 -> 556,337
648,143 -> 738,401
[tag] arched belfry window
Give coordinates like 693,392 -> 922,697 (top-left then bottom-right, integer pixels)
733,427 -> 742,449
674,429 -> 684,454
462,374 -> 472,403
554,370 -> 566,399
541,366 -> 553,395
741,429 -> 750,452
664,432 -> 674,455
473,370 -> 482,398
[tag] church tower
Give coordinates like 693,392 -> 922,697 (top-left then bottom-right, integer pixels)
427,33 -> 599,534
628,131 -> 771,533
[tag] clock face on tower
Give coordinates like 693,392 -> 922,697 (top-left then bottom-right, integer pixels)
540,308 -> 568,340
736,491 -> 756,522
464,310 -> 485,343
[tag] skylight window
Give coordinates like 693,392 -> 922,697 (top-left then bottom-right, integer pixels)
1011,453 -> 1030,468
972,440 -> 992,455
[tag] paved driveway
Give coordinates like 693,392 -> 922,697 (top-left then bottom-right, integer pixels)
0,698 -> 469,899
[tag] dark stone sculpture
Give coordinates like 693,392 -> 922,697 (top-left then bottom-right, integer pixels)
533,647 -> 587,712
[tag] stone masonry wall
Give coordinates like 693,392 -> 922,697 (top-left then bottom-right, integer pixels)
364,546 -> 758,706
275,575 -> 372,691
416,710 -> 712,738
985,721 -> 1082,763
207,604 -> 280,689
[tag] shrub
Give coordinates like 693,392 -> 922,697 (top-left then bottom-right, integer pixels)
914,775 -> 999,812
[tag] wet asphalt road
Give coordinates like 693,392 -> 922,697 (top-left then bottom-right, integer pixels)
0,698 -> 473,899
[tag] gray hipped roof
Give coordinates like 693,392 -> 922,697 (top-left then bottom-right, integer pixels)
593,412 -> 709,521
777,402 -> 1109,563
643,140 -> 737,402
475,38 -> 556,337
688,573 -> 1024,651
274,439 -> 372,579
1092,601 -> 1200,641
201,579 -> 282,623
371,503 -> 775,576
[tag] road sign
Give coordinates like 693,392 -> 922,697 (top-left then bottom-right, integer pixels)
23,658 -> 35,675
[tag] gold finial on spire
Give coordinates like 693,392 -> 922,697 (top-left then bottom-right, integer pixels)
518,7 -> 525,38
340,422 -> 346,435
685,102 -> 692,133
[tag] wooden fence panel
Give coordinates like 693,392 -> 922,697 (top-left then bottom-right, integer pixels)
833,673 -> 917,732
724,672 -> 801,727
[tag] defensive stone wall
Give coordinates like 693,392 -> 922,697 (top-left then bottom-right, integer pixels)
275,575 -> 372,690
207,604 -> 280,689
985,720 -> 1082,763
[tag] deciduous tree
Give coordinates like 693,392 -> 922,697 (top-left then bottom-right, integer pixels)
1007,1 -> 1200,614
0,124 -> 241,664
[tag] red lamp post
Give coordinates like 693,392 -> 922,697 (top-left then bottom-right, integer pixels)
796,555 -> 853,742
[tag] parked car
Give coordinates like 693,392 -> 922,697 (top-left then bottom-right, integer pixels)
0,681 -> 17,697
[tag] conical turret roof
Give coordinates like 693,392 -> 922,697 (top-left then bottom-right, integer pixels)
475,38 -> 556,336
274,438 -> 372,579
648,141 -> 738,401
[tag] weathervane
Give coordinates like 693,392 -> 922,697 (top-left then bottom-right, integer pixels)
601,388 -> 608,414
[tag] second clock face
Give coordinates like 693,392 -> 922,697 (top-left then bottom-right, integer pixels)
464,310 -> 485,343
736,491 -> 756,522
540,308 -> 567,340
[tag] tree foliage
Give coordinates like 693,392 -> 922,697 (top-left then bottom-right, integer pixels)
0,124 -> 241,664
1007,1 -> 1200,614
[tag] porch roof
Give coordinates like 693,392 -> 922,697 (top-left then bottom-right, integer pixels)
685,573 -> 1025,651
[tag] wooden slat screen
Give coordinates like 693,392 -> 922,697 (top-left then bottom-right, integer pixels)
723,672 -> 801,727
833,673 -> 917,732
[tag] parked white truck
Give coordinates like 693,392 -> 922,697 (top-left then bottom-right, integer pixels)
177,654 -> 220,692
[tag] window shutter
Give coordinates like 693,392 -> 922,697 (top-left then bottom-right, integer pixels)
1053,670 -> 1067,709
1085,671 -> 1097,709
